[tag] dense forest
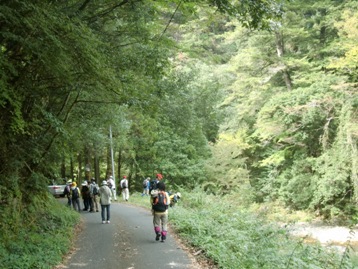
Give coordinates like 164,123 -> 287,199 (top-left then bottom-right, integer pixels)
0,0 -> 357,246
1,0 -> 357,268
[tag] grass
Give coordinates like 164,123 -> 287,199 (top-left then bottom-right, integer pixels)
129,188 -> 356,269
0,194 -> 80,269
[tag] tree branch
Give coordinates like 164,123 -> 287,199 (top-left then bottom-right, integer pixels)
87,0 -> 131,24
158,0 -> 183,41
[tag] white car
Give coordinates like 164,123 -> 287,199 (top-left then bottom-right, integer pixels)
48,180 -> 66,197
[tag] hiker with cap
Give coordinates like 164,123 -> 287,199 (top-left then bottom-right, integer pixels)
99,180 -> 112,224
81,180 -> 91,211
149,173 -> 163,195
151,181 -> 170,242
70,182 -> 81,212
141,177 -> 150,197
90,178 -> 99,212
64,179 -> 72,207
120,176 -> 129,201
107,175 -> 117,201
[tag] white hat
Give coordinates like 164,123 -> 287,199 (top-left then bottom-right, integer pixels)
102,180 -> 107,185
82,181 -> 88,186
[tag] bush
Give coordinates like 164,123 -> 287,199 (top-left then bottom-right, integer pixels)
0,195 -> 80,269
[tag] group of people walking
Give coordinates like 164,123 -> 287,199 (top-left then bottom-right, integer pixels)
64,179 -> 100,212
64,173 -> 173,243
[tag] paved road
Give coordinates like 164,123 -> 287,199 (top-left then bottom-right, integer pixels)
60,201 -> 194,269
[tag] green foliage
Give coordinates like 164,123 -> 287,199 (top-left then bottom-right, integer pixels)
201,0 -> 358,219
0,196 -> 79,269
130,189 -> 354,269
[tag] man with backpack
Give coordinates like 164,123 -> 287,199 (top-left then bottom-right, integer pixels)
120,176 -> 129,201
90,178 -> 99,212
141,177 -> 150,196
70,182 -> 81,212
63,179 -> 72,207
107,175 -> 117,201
81,181 -> 91,211
149,173 -> 163,195
151,181 -> 170,242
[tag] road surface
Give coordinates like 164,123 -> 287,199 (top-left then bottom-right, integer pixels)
58,201 -> 196,269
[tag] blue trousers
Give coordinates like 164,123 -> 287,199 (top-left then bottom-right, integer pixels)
101,204 -> 110,221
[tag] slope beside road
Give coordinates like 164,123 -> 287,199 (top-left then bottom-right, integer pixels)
56,201 -> 199,269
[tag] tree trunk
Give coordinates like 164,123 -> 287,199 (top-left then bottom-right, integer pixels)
117,148 -> 122,179
61,156 -> 66,179
275,31 -> 293,90
70,156 -> 74,181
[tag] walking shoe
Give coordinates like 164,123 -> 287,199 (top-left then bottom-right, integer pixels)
102,221 -> 106,224
161,235 -> 166,242
155,233 -> 161,241
106,220 -> 110,224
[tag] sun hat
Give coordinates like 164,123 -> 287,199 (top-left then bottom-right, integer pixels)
102,180 -> 107,185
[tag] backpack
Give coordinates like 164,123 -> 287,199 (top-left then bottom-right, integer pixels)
142,179 -> 147,188
63,185 -> 70,195
152,191 -> 168,212
71,188 -> 79,199
92,185 -> 99,195
121,180 -> 127,188
149,180 -> 158,193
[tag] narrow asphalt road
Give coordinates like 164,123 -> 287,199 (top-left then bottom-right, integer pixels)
59,200 -> 196,269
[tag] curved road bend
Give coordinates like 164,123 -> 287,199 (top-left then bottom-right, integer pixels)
61,202 -> 195,269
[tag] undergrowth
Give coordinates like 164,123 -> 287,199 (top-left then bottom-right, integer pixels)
0,194 -> 80,269
130,188 -> 356,269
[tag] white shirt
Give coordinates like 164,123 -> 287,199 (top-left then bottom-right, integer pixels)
108,178 -> 115,189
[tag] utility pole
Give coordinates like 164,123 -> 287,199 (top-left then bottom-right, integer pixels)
109,125 -> 116,190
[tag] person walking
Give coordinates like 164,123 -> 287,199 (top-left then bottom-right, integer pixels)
99,180 -> 112,224
70,182 -> 81,212
149,173 -> 163,195
151,181 -> 170,242
141,177 -> 150,197
107,175 -> 117,201
81,181 -> 91,211
64,179 -> 72,207
90,178 -> 99,212
120,176 -> 129,201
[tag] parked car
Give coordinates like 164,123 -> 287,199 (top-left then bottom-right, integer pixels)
48,179 -> 67,197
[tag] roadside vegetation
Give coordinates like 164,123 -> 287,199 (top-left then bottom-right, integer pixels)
1,0 -> 357,268
130,190 -> 356,269
0,196 -> 79,269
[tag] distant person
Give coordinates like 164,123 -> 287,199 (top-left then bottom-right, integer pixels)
141,177 -> 150,196
169,192 -> 181,207
63,179 -> 72,207
70,182 -> 81,212
151,181 -> 170,242
120,176 -> 129,201
107,175 -> 117,201
99,180 -> 112,224
90,178 -> 99,212
81,181 -> 91,211
149,173 -> 163,195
